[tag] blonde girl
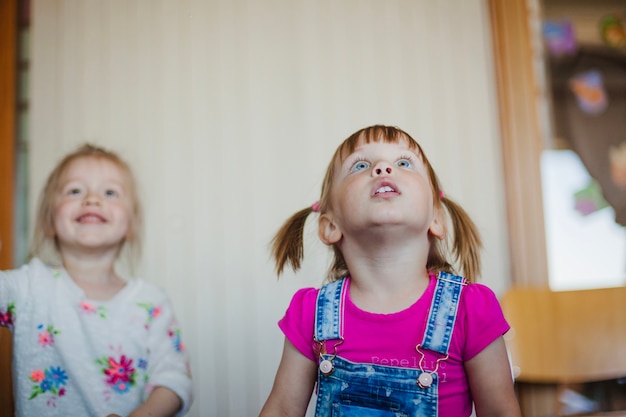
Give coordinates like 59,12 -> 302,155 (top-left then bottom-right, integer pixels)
0,144 -> 192,417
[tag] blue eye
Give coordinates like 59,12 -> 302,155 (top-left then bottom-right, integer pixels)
351,160 -> 370,172
68,188 -> 82,196
396,159 -> 412,168
105,189 -> 119,198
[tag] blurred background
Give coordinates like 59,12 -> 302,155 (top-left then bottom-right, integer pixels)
1,0 -> 625,416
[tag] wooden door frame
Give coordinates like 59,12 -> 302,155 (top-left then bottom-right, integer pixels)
1,0 -> 16,268
488,0 -> 550,288
0,0 -> 17,416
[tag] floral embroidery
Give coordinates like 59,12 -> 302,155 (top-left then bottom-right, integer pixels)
138,359 -> 148,370
0,302 -> 15,330
79,301 -> 108,319
30,370 -> 45,382
37,324 -> 60,347
137,303 -> 162,329
137,359 -> 150,388
168,328 -> 185,352
29,366 -> 68,404
96,354 -> 137,395
48,265 -> 63,278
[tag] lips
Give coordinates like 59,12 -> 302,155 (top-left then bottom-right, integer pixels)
76,213 -> 106,224
372,180 -> 399,196
375,185 -> 395,194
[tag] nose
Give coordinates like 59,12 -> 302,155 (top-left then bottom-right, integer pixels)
82,192 -> 101,206
372,161 -> 393,176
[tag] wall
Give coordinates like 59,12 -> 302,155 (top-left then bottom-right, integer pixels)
29,1 -> 510,415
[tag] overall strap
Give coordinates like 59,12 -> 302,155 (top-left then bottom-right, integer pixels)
420,271 -> 466,355
314,277 -> 348,342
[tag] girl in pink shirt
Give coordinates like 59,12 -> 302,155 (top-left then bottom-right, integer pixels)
259,125 -> 521,417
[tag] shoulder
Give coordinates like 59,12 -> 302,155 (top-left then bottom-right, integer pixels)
463,282 -> 497,298
1,257 -> 48,277
279,287 -> 319,361
461,282 -> 500,306
128,279 -> 170,303
287,286 -> 319,310
459,281 -> 506,321
0,257 -> 58,295
457,282 -> 510,360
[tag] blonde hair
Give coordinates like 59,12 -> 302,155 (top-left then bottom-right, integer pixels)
271,125 -> 482,283
30,144 -> 143,268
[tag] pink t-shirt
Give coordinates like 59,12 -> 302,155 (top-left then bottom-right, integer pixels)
279,275 -> 510,416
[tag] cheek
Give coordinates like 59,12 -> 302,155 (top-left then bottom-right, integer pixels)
115,205 -> 134,229
333,178 -> 358,203
48,205 -> 69,237
51,202 -> 70,224
329,191 -> 351,219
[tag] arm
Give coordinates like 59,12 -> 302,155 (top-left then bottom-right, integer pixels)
465,336 -> 521,417
106,386 -> 181,417
141,293 -> 192,415
132,386 -> 183,417
259,338 -> 318,417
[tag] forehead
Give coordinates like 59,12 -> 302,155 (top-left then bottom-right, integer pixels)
60,156 -> 126,183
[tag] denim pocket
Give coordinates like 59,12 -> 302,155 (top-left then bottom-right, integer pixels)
331,402 -> 408,417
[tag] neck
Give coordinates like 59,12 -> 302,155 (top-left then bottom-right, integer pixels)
61,251 -> 126,301
339,230 -> 431,313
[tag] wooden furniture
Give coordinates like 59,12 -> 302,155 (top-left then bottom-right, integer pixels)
502,286 -> 626,416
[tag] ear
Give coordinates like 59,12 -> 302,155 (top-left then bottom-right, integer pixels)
428,208 -> 445,240
318,213 -> 343,245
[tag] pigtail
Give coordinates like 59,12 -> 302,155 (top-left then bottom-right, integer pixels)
271,207 -> 314,276
441,196 -> 482,283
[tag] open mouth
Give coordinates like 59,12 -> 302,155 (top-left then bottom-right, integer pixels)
372,179 -> 399,196
76,213 -> 106,224
375,185 -> 396,195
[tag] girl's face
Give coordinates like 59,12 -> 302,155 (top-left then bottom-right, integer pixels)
51,156 -> 133,256
321,139 -> 443,243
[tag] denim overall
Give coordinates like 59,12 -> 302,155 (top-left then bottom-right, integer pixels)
313,272 -> 466,417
